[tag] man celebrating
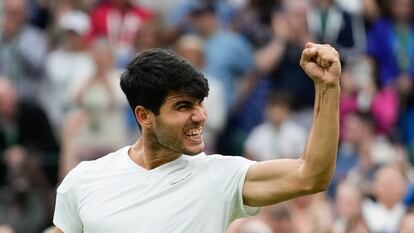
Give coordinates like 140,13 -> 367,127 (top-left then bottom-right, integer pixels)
53,42 -> 340,233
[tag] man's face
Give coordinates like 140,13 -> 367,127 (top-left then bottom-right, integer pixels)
266,104 -> 290,127
2,0 -> 26,39
148,93 -> 207,156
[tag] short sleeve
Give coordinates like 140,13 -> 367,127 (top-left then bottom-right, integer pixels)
53,162 -> 88,232
207,155 -> 261,220
232,158 -> 261,219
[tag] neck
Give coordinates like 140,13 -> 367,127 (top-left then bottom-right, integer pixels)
129,138 -> 181,170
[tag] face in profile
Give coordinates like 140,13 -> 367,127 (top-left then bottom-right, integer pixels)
149,92 -> 207,156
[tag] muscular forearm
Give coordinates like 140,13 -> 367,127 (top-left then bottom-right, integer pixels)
301,83 -> 340,191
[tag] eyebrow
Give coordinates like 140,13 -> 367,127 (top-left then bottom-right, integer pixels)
172,100 -> 193,108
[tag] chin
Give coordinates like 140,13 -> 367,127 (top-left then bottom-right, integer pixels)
184,142 -> 205,155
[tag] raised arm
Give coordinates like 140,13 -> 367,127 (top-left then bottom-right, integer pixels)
243,43 -> 341,206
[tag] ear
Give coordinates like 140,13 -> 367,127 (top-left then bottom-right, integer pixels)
134,106 -> 153,129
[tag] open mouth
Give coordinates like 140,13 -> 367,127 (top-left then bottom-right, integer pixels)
184,126 -> 203,141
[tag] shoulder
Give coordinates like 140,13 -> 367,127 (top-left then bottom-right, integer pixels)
194,153 -> 255,170
57,161 -> 91,194
57,146 -> 129,193
82,146 -> 129,172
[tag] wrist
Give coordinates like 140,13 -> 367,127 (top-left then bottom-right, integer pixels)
315,82 -> 341,94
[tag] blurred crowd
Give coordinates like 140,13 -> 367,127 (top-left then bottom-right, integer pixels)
0,0 -> 413,232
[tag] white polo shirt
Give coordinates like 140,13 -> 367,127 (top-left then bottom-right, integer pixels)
53,146 -> 259,233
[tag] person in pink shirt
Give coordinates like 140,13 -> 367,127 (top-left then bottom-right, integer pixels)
87,0 -> 154,66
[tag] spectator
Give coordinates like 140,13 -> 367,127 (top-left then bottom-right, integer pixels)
87,0 -> 154,66
0,77 -> 59,185
232,0 -> 278,48
288,193 -> 334,233
308,0 -> 366,64
236,219 -> 273,233
189,1 -> 255,109
255,0 -> 315,118
244,90 -> 307,161
59,39 -> 130,177
260,204 -> 294,233
366,0 -> 414,158
117,17 -> 166,68
339,64 -> 399,136
44,10 -> 94,132
335,0 -> 381,26
332,181 -> 366,233
166,0 -> 237,42
343,111 -> 397,195
0,0 -> 48,101
362,166 -> 407,233
366,0 -> 414,96
0,147 -> 53,233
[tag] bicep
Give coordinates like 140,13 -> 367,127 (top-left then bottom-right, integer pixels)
242,158 -> 310,207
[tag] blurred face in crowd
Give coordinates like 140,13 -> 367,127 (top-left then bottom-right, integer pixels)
343,114 -> 369,144
335,182 -> 362,220
391,0 -> 413,24
262,205 -> 293,233
373,167 -> 406,209
0,78 -> 18,120
285,1 -> 309,34
176,35 -> 205,70
271,1 -> 310,42
191,11 -> 217,37
64,30 -> 86,51
2,0 -> 27,40
91,40 -> 115,74
266,104 -> 290,127
134,20 -> 164,51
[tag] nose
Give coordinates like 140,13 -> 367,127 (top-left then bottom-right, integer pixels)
191,105 -> 207,123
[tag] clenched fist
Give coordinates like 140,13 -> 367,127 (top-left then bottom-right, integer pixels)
300,43 -> 341,87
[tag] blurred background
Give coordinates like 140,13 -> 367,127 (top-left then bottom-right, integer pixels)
0,0 -> 414,232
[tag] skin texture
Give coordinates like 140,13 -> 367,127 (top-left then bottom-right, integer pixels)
55,42 -> 341,232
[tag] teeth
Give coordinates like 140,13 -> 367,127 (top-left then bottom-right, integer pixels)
185,127 -> 202,136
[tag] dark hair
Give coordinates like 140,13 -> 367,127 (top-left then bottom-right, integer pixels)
266,89 -> 294,110
190,1 -> 217,16
120,48 -> 209,117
